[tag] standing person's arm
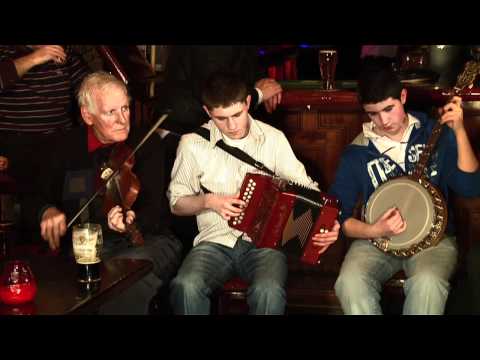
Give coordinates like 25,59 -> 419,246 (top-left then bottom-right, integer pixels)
14,46 -> 67,77
0,46 -> 67,91
236,46 -> 283,113
0,45 -> 66,92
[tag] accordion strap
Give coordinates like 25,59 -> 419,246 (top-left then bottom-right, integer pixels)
194,127 -> 275,176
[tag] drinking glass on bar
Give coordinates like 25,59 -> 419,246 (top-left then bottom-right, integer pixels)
0,260 -> 37,305
72,223 -> 103,283
319,49 -> 338,90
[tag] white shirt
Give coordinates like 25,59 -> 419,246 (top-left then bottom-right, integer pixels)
168,115 -> 319,248
363,113 -> 421,171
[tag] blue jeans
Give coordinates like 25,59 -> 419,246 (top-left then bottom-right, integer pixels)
334,236 -> 457,315
98,232 -> 183,315
170,239 -> 287,315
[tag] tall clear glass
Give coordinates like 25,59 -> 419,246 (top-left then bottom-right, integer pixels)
319,49 -> 338,90
72,223 -> 103,283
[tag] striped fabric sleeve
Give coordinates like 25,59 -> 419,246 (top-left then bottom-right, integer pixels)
0,59 -> 20,91
67,51 -> 91,93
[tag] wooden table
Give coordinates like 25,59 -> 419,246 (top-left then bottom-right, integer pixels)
0,254 -> 153,315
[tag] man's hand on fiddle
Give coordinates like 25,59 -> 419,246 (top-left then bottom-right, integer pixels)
205,193 -> 246,221
40,207 -> 67,251
0,156 -> 8,171
108,205 -> 135,233
311,220 -> 341,254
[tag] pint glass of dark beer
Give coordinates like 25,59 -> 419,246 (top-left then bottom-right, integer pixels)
72,223 -> 103,283
319,49 -> 338,90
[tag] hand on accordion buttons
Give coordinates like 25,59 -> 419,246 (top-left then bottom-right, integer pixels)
311,220 -> 341,248
206,193 -> 246,221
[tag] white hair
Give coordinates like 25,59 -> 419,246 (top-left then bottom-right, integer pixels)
77,71 -> 129,114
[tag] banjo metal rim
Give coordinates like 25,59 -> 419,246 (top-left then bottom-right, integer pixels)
365,176 -> 448,257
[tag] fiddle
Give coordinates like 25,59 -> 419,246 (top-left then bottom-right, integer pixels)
67,113 -> 169,240
99,142 -> 144,246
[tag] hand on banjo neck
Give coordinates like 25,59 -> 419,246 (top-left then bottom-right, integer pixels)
413,86 -> 465,180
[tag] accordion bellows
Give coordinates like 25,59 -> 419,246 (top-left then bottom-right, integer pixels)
228,173 -> 340,265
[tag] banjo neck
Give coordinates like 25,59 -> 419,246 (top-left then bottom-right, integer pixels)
411,85 -> 465,180
411,120 -> 445,180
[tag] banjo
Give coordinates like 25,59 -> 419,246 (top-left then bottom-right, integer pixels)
364,90 -> 464,257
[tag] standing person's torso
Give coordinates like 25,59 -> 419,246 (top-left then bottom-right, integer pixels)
0,45 -> 89,133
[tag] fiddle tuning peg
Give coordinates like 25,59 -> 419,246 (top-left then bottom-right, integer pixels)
100,167 -> 114,180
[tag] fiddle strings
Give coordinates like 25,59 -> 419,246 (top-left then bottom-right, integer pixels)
66,113 -> 169,228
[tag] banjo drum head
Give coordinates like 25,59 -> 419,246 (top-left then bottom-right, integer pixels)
365,177 -> 435,250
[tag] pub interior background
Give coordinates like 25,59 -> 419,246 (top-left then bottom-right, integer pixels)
1,44 -> 479,315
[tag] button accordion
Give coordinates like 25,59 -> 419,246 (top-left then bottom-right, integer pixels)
228,172 -> 340,265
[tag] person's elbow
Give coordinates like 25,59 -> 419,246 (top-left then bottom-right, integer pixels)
170,197 -> 188,216
171,203 -> 182,216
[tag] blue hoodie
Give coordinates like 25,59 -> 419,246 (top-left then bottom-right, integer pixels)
329,111 -> 480,235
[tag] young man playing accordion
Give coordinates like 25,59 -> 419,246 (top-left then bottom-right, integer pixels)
167,71 -> 340,315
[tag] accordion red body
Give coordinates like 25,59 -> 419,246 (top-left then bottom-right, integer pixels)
228,173 -> 339,265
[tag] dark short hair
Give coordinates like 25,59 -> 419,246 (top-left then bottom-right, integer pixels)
357,56 -> 403,105
201,71 -> 248,110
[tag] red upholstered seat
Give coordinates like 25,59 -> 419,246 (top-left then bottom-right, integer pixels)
222,278 -> 248,292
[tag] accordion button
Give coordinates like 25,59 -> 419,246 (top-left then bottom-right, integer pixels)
233,221 -> 237,225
